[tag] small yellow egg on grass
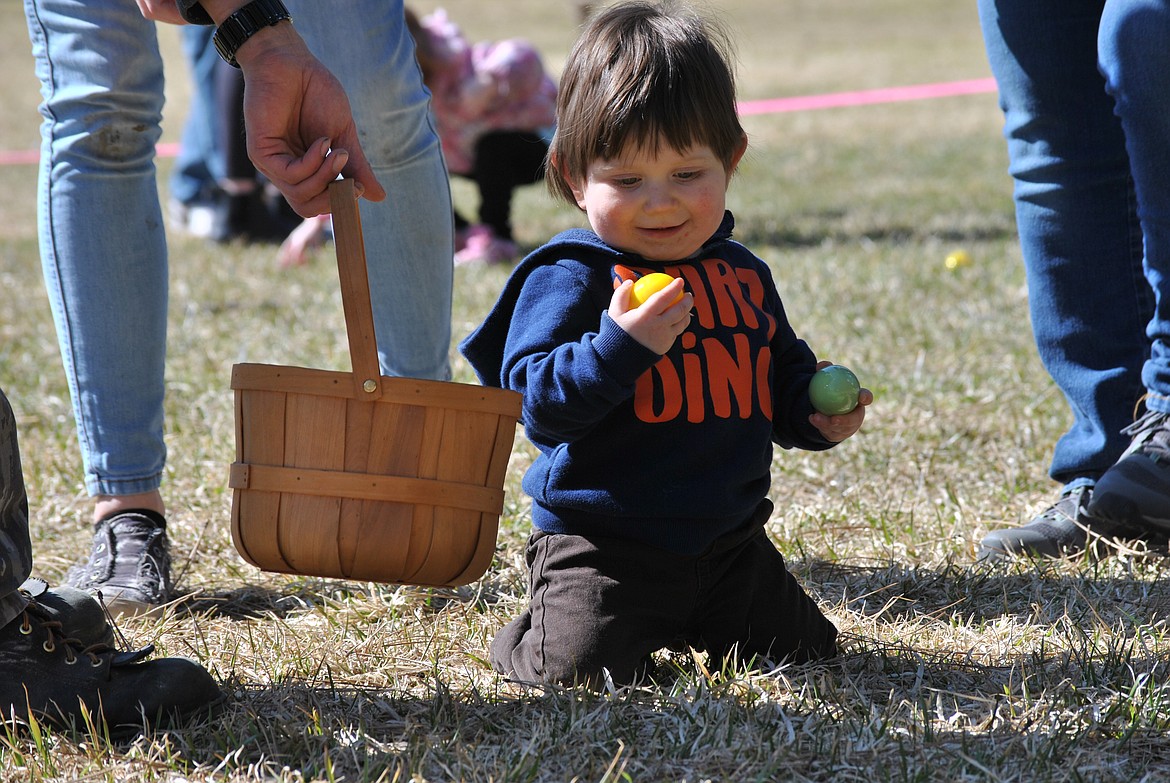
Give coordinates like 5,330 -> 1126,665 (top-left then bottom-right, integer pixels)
629,272 -> 684,309
945,249 -> 972,270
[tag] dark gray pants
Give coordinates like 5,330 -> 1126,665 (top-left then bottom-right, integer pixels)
490,500 -> 837,686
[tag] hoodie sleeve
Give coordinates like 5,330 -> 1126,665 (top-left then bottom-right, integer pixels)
501,263 -> 660,444
758,270 -> 836,452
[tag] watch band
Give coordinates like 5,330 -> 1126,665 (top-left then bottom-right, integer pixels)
213,0 -> 292,68
177,1 -> 214,25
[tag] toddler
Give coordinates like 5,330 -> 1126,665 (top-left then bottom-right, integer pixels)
461,0 -> 870,687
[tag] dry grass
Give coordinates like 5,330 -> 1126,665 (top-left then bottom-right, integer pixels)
2,1 -> 1169,781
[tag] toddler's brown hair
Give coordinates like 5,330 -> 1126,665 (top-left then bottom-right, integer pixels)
547,0 -> 746,206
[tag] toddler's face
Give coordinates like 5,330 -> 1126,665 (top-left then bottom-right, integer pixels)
568,140 -> 741,261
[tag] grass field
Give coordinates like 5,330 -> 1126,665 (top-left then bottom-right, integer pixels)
3,1 -> 1170,781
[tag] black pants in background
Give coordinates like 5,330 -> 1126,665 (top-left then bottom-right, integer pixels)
454,131 -> 549,242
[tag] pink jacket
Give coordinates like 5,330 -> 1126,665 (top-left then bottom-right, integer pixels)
419,9 -> 557,174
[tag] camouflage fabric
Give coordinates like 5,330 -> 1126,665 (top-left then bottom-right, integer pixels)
0,388 -> 33,629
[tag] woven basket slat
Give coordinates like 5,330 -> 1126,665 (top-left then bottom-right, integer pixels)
418,405 -> 445,479
441,410 -> 493,484
402,503 -> 437,579
229,464 -> 505,510
231,388 -> 287,569
448,516 -> 500,585
448,420 -> 519,585
278,393 -> 346,575
232,364 -> 519,416
344,399 -> 423,578
341,501 -> 415,581
486,417 -> 520,489
336,400 -> 374,575
406,507 -> 481,584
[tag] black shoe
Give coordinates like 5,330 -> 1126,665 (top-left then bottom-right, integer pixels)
978,486 -> 1155,561
0,592 -> 221,736
18,578 -> 113,648
1088,408 -> 1170,534
65,511 -> 173,618
210,185 -> 301,244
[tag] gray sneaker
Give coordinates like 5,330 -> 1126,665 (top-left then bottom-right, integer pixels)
978,486 -> 1157,561
1088,408 -> 1170,534
0,591 -> 221,736
65,511 -> 173,617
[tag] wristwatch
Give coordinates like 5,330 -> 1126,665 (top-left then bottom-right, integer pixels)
213,0 -> 293,68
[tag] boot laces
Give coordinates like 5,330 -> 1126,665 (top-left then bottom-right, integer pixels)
1121,407 -> 1170,463
19,607 -> 111,668
19,589 -> 137,667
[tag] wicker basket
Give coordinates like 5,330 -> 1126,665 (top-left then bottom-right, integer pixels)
228,180 -> 521,586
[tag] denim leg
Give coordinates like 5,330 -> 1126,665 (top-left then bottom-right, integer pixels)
1098,0 -> 1170,414
169,24 -> 222,206
24,0 -> 169,497
289,0 -> 454,380
977,0 -> 1151,486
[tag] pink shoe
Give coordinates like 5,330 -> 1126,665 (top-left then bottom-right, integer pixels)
454,225 -> 519,266
454,225 -> 472,253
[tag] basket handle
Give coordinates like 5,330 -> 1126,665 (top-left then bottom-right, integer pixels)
329,179 -> 384,401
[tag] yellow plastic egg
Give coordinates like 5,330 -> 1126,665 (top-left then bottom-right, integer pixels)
629,272 -> 684,309
945,249 -> 972,270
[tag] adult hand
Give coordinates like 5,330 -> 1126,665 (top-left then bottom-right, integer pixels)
235,24 -> 387,217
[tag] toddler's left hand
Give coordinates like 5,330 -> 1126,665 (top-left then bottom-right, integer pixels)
809,361 -> 872,442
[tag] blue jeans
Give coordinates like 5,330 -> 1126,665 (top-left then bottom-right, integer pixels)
977,0 -> 1170,489
170,24 -> 221,206
23,0 -> 454,498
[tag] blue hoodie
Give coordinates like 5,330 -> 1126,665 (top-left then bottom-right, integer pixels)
460,212 -> 835,554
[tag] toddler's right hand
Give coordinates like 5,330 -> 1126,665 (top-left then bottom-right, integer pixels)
609,278 -> 693,354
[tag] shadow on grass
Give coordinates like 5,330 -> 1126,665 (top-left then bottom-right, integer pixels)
134,556 -> 1170,779
161,640 -> 1170,782
804,557 -> 1170,628
180,575 -> 508,622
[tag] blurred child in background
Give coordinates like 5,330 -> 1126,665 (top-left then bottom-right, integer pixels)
279,7 -> 557,267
